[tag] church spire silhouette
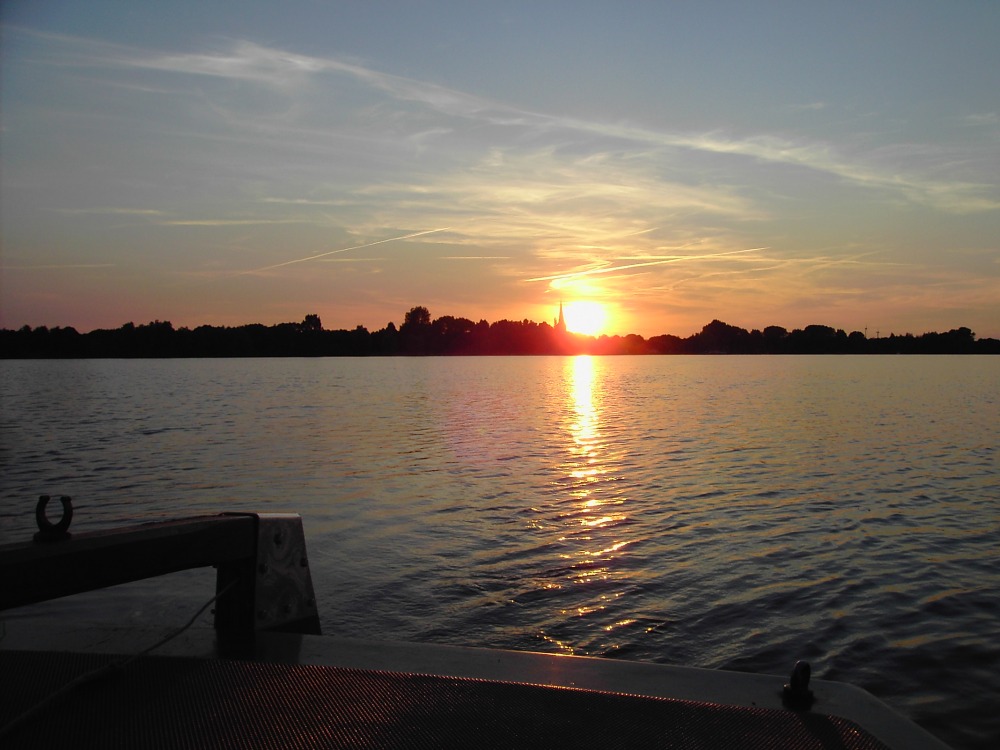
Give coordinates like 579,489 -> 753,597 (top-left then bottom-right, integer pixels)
555,301 -> 567,334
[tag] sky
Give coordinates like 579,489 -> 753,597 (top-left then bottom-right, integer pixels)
2,1 -> 998,339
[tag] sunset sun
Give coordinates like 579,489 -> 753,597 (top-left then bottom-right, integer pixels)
562,301 -> 608,336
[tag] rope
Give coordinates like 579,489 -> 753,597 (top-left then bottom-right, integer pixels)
0,580 -> 238,740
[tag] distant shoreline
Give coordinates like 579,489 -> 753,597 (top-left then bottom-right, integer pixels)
3,312 -> 997,357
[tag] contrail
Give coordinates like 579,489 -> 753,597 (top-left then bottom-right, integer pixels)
245,227 -> 450,273
525,247 -> 765,283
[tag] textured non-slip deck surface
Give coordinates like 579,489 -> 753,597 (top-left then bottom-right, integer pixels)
0,650 -> 889,749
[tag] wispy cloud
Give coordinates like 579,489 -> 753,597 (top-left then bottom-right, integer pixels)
963,112 -> 999,127
525,249 -> 765,283
56,207 -> 166,216
2,263 -> 116,270
126,41 -> 330,87
260,197 -> 353,207
244,227 -> 451,273
23,29 -> 997,221
786,102 -> 828,112
161,218 -> 313,226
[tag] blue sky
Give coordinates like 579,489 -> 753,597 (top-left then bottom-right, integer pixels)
2,1 -> 998,337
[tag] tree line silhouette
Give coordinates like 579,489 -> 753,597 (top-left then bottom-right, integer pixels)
2,307 -> 997,358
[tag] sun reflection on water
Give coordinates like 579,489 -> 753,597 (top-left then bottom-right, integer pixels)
570,355 -> 598,456
536,355 -> 635,654
564,356 -> 622,524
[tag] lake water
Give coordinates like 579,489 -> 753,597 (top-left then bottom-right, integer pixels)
1,356 -> 997,748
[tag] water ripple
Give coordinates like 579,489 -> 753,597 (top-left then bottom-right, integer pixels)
2,356 -> 998,748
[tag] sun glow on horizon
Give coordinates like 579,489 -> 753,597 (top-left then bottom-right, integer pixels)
563,301 -> 610,336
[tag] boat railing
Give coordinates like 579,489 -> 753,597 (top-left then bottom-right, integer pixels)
0,497 -> 321,639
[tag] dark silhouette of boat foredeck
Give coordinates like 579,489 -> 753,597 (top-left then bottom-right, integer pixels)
0,504 -> 950,749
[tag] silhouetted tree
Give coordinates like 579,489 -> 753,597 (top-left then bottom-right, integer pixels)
403,306 -> 431,328
647,334 -> 684,354
431,315 -> 475,354
400,306 -> 432,354
688,320 -> 754,353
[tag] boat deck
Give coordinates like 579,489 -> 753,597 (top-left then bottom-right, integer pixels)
0,511 -> 951,748
0,628 -> 949,749
3,647 -> 890,750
